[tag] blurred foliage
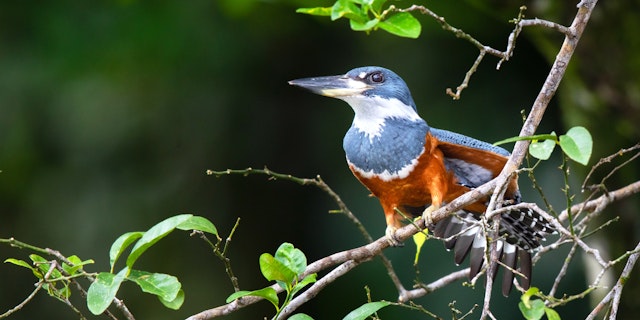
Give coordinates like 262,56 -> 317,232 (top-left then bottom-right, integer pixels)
0,0 -> 637,319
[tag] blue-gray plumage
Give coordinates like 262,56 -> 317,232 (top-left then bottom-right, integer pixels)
289,66 -> 554,296
343,117 -> 428,179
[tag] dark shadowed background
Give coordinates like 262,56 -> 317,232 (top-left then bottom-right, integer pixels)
1,1 -> 638,319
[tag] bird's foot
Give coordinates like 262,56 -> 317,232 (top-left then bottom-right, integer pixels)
422,205 -> 438,227
385,225 -> 404,247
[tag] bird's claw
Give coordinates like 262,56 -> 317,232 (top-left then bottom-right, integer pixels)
385,226 -> 404,247
422,205 -> 437,227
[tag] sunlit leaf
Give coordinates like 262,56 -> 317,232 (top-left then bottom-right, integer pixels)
350,18 -> 379,31
226,287 -> 279,308
559,126 -> 592,165
331,0 -> 365,22
412,230 -> 428,266
176,215 -> 218,235
378,12 -> 421,38
529,139 -> 556,160
544,307 -> 562,320
259,253 -> 296,284
296,7 -> 333,17
518,299 -> 546,320
274,242 -> 307,275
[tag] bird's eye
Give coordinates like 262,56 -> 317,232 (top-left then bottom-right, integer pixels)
369,72 -> 384,83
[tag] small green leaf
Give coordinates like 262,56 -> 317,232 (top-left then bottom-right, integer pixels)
159,289 -> 185,310
109,231 -> 144,272
520,287 -> 539,307
127,270 -> 181,302
559,126 -> 592,165
87,269 -> 127,315
126,214 -> 193,269
412,230 -> 427,266
296,7 -> 333,17
529,139 -> 556,160
518,299 -> 546,320
378,12 -> 421,38
289,314 -> 315,320
331,0 -> 365,22
275,243 -> 307,276
176,215 -> 218,235
259,253 -> 297,283
226,287 -> 279,308
62,255 -> 94,276
30,254 -> 63,279
291,273 -> 317,296
545,307 -> 561,320
350,18 -> 379,31
4,258 -> 35,271
54,284 -> 71,299
493,133 -> 558,146
343,301 -> 393,320
370,0 -> 387,13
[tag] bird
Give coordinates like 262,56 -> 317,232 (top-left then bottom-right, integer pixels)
289,66 -> 555,296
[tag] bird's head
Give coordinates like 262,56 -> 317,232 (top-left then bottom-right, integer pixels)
289,66 -> 420,118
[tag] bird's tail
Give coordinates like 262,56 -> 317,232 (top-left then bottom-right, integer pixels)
432,208 -> 554,296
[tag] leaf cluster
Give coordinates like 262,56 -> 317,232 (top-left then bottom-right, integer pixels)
226,242 -> 316,320
297,0 -> 421,38
87,214 -> 217,315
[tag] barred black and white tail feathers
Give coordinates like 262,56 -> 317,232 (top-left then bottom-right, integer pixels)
432,208 -> 554,296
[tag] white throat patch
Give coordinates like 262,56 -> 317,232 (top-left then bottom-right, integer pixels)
341,95 -> 421,141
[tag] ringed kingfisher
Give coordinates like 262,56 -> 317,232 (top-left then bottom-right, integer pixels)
289,66 -> 554,296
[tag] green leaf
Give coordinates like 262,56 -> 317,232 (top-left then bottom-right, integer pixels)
126,214 -> 193,268
4,258 -> 36,271
545,307 -> 561,320
274,243 -> 307,276
518,299 -> 546,320
493,133 -> 558,146
87,269 -> 127,315
343,301 -> 393,320
520,287 -> 539,307
291,273 -> 317,297
529,139 -> 556,160
159,289 -> 185,310
370,0 -> 387,13
127,270 -> 181,302
259,253 -> 297,284
176,215 -> 218,235
53,284 -> 71,299
559,126 -> 592,165
350,18 -> 379,31
109,231 -> 144,272
296,7 -> 333,17
378,12 -> 421,38
289,314 -> 315,320
226,287 -> 279,308
30,254 -> 63,279
412,230 -> 428,266
331,0 -> 365,22
62,255 -> 94,276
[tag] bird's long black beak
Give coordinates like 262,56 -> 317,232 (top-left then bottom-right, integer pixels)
288,75 -> 369,97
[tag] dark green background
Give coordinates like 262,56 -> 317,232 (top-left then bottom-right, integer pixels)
1,1 -> 638,319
